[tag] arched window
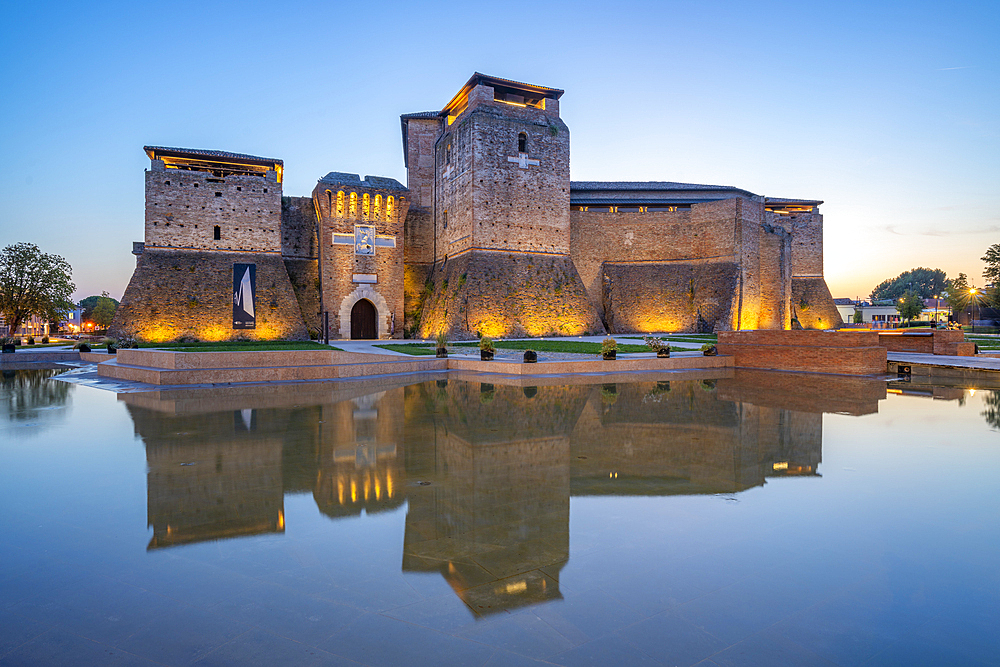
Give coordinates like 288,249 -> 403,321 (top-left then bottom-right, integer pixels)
336,191 -> 345,217
325,190 -> 332,216
386,196 -> 394,220
373,194 -> 382,220
362,193 -> 370,220
349,192 -> 357,217
446,142 -> 452,165
518,132 -> 527,153
213,225 -> 221,240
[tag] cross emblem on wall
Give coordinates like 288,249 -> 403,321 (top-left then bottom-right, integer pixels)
507,153 -> 540,169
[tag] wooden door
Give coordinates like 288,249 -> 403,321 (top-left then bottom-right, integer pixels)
350,299 -> 377,339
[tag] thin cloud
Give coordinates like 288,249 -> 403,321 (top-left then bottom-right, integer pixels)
935,66 -> 971,71
882,224 -> 999,236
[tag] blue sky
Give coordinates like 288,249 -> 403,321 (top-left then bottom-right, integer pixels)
1,0 -> 997,302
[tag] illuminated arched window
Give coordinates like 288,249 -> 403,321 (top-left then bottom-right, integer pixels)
373,194 -> 382,220
349,192 -> 357,217
362,193 -> 370,220
386,196 -> 394,221
336,191 -> 345,217
518,132 -> 527,153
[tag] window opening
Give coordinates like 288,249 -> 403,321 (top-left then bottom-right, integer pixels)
214,226 -> 221,240
374,194 -> 382,220
518,133 -> 527,153
362,193 -> 370,220
386,196 -> 394,220
349,192 -> 358,217
336,191 -> 345,217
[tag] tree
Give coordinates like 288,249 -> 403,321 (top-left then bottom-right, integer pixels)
983,244 -> 1000,308
896,290 -> 924,323
944,273 -> 970,313
0,243 -> 75,336
870,267 -> 948,302
79,294 -> 120,322
91,291 -> 117,330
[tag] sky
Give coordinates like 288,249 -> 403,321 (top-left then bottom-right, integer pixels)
0,0 -> 997,303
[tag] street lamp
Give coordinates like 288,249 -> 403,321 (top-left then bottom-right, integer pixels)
969,288 -> 977,334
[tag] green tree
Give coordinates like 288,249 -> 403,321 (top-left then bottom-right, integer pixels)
0,243 -> 75,336
983,243 -> 1000,308
870,267 -> 948,302
944,273 -> 970,313
91,291 -> 117,330
78,294 -> 120,322
896,291 -> 924,323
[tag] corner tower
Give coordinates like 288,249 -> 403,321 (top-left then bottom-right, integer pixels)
403,73 -> 603,339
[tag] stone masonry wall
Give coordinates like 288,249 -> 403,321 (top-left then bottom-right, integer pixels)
145,162 -> 281,252
791,277 -> 844,329
281,196 -> 321,334
602,261 -> 739,333
416,250 -> 604,340
112,249 -> 308,342
404,117 -> 440,210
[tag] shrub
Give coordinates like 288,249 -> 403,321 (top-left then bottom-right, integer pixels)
642,335 -> 668,353
479,336 -> 495,352
26,337 -> 35,345
435,330 -> 447,349
601,337 -> 618,355
41,335 -> 49,344
74,341 -> 91,352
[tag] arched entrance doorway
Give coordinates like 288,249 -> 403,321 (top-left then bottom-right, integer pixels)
350,299 -> 377,339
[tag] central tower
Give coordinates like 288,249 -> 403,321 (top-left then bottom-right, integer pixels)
434,73 -> 570,258
402,73 -> 603,339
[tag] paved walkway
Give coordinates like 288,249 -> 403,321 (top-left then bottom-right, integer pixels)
888,351 -> 1000,372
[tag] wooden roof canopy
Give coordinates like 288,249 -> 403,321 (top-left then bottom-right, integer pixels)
144,146 -> 283,182
440,73 -> 565,118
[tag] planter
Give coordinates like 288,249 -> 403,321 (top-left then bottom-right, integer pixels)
602,351 -> 617,360
435,348 -> 448,358
107,344 -> 117,354
1,344 -> 14,354
702,345 -> 718,356
523,350 -> 537,363
656,349 -> 670,358
480,350 -> 494,361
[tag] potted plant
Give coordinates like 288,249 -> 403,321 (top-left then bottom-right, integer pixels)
479,336 -> 495,361
701,343 -> 718,356
601,337 -> 617,360
435,331 -> 448,358
41,335 -> 49,344
106,338 -> 117,354
1,337 -> 15,354
523,349 -> 537,363
643,335 -> 670,358
26,336 -> 35,345
74,340 -> 91,353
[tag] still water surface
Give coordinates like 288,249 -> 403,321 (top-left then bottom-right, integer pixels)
1,369 -> 998,666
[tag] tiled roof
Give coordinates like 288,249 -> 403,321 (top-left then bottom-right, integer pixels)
765,197 -> 823,206
318,172 -> 362,186
400,111 -> 438,119
571,181 -> 747,193
144,146 -> 282,166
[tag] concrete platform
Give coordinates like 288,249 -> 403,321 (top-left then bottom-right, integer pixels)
888,352 -> 1000,383
90,348 -> 731,388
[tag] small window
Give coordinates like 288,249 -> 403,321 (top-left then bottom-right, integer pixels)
442,210 -> 448,229
518,133 -> 527,153
165,180 -> 170,185
446,143 -> 452,164
214,226 -> 221,240
237,186 -> 242,191
193,183 -> 198,187
263,188 -> 268,193
215,192 -> 222,197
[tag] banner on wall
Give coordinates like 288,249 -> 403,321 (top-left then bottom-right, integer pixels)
233,263 -> 256,329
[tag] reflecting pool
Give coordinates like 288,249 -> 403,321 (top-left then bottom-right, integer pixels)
1,368 -> 998,666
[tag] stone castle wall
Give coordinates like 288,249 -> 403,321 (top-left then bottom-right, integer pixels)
145,162 -> 281,253
112,249 -> 308,342
791,276 -> 844,329
280,197 -> 321,334
416,250 -> 604,340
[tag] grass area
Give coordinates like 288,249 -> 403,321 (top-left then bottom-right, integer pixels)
140,341 -> 341,352
374,343 -> 440,356
967,336 -> 1000,350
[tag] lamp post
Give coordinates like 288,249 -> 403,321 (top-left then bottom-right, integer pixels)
969,288 -> 977,334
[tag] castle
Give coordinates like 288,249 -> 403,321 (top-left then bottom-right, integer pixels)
113,73 -> 841,341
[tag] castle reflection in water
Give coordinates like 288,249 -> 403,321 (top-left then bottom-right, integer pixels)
123,370 -> 889,615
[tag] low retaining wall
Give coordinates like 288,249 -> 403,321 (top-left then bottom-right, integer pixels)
0,350 -> 81,363
877,330 -> 974,356
717,330 -> 886,375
